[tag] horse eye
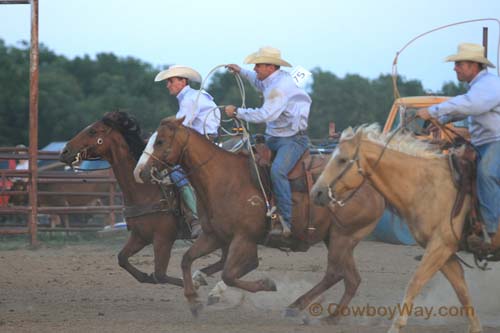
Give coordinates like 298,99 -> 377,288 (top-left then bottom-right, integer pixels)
155,140 -> 163,146
88,128 -> 97,136
338,157 -> 347,164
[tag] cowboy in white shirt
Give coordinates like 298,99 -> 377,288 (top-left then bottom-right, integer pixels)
417,43 -> 500,255
225,47 -> 311,238
153,65 -> 220,238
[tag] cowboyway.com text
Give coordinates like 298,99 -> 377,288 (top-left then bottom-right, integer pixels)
308,302 -> 475,320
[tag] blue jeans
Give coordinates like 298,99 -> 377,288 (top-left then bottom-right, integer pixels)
169,165 -> 189,188
476,141 -> 500,233
266,134 -> 310,228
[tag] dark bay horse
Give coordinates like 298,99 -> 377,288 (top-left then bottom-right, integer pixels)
311,124 -> 483,333
134,116 -> 386,320
59,111 -> 224,287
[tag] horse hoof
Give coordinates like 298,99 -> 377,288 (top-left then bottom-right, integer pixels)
189,301 -> 203,317
192,271 -> 208,289
142,273 -> 157,284
320,315 -> 340,325
206,295 -> 220,306
387,325 -> 401,333
262,278 -> 277,291
283,307 -> 301,318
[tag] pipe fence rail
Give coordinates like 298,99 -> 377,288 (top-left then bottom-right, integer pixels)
0,147 -> 124,238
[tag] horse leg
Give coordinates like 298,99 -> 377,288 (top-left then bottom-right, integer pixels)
206,246 -> 258,306
181,233 -> 222,316
192,246 -> 228,289
285,233 -> 357,320
440,255 -> 482,333
199,246 -> 227,276
147,233 -> 183,286
220,235 -> 276,293
117,232 -> 151,283
322,245 -> 361,324
388,240 -> 455,333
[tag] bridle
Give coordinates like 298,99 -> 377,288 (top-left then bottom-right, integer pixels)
327,142 -> 368,207
145,125 -> 217,183
327,128 -> 401,207
71,124 -> 113,168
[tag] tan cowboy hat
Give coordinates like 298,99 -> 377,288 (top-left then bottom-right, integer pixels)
244,46 -> 292,67
154,65 -> 202,83
445,43 -> 495,68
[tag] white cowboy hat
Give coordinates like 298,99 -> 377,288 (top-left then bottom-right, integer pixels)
244,46 -> 292,67
444,43 -> 495,68
154,65 -> 202,83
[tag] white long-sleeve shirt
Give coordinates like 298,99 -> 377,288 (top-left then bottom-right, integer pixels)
176,85 -> 220,135
236,69 -> 311,137
429,70 -> 500,146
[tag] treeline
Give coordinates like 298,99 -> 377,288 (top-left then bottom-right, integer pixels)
0,39 -> 465,147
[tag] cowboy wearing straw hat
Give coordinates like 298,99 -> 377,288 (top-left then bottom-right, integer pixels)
153,65 -> 220,238
225,46 -> 312,238
417,43 -> 500,255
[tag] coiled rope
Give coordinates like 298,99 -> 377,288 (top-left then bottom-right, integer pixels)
190,64 -> 273,217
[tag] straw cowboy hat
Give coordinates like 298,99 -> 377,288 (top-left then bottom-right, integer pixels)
445,43 -> 495,68
244,46 -> 292,67
154,65 -> 202,83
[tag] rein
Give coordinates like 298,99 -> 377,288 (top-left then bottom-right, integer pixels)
328,127 -> 402,207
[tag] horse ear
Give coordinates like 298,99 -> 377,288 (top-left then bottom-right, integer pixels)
340,127 -> 355,140
175,116 -> 185,126
160,116 -> 184,127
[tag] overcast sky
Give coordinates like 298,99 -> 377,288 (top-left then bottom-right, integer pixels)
1,0 -> 499,92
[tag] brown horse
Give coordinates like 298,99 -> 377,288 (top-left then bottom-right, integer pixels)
9,171 -> 109,228
134,116 -> 385,319
311,124 -> 484,333
59,111 -> 224,287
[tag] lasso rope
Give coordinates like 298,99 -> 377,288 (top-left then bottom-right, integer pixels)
392,18 -> 500,99
188,64 -> 273,217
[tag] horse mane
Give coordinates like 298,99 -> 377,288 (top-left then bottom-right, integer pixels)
341,123 -> 444,159
101,111 -> 146,161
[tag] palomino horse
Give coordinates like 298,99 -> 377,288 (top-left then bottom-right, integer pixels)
59,111 -> 224,287
311,124 -> 483,333
134,116 -> 385,319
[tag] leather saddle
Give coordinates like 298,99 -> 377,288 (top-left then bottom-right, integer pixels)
448,144 -> 477,219
250,137 -> 327,197
447,144 -> 491,255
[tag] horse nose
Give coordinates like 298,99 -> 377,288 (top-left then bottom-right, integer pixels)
139,169 -> 149,183
312,188 -> 327,206
59,147 -> 70,162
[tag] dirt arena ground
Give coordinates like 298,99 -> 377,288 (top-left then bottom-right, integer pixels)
1,233 -> 499,333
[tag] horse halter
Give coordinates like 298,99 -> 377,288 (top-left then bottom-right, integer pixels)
327,143 -> 369,207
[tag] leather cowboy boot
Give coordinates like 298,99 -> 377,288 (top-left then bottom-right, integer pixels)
180,185 -> 201,238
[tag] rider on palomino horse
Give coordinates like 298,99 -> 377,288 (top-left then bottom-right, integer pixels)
417,42 -> 500,256
144,65 -> 220,238
225,46 -> 311,238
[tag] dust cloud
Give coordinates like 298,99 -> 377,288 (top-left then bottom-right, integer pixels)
415,253 -> 500,327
